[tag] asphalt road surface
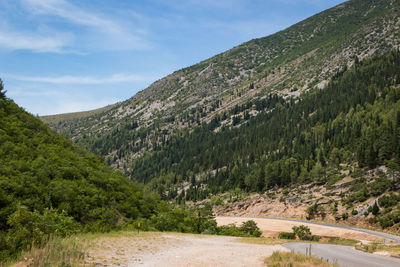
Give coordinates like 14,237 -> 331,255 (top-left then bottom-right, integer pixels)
284,242 -> 400,267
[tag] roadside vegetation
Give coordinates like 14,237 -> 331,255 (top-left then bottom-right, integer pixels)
355,243 -> 400,258
265,251 -> 339,267
277,225 -> 358,246
0,82 -> 263,264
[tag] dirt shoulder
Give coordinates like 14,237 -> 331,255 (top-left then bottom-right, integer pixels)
216,216 -> 383,242
85,232 -> 288,266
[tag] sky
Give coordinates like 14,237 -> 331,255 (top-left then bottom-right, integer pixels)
0,0 -> 344,116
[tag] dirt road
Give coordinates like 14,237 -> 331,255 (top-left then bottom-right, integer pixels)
86,232 -> 288,266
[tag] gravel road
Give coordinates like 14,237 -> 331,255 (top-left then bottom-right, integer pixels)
284,242 -> 400,267
86,232 -> 288,266
134,234 -> 287,267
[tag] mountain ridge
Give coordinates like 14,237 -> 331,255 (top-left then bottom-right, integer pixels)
43,0 -> 400,171
38,0 -> 400,232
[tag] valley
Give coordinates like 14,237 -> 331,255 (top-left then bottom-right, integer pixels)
1,0 -> 400,266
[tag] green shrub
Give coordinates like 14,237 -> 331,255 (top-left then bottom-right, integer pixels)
292,225 -> 312,240
351,210 -> 358,216
342,212 -> 349,220
312,235 -> 321,241
378,194 -> 399,208
278,232 -> 296,239
6,206 -> 79,253
372,202 -> 380,216
216,220 -> 262,237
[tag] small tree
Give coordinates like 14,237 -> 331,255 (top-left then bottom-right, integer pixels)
0,79 -> 6,98
292,225 -> 312,240
240,220 -> 262,237
372,202 -> 380,216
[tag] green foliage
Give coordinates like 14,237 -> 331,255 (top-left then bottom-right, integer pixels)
306,203 -> 325,219
351,210 -> 358,216
342,213 -> 349,220
0,95 -> 163,258
239,220 -> 262,237
372,202 -> 380,216
123,50 -> 400,198
378,194 -> 400,208
0,79 -> 5,99
216,220 -> 262,237
278,232 -> 296,240
150,205 -> 217,234
292,225 -> 312,241
6,206 -> 79,250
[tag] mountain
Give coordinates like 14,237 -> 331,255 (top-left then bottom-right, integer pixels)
0,86 -> 163,258
44,0 -> 399,172
40,0 -> 400,230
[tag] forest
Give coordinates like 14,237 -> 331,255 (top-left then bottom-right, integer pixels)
128,51 -> 400,203
0,84 -> 235,260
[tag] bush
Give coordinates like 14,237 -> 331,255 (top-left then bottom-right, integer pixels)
6,206 -> 79,252
239,220 -> 262,237
378,194 -> 399,208
292,225 -> 312,240
312,235 -> 321,241
217,220 -> 262,237
342,212 -> 349,220
278,232 -> 296,239
351,210 -> 358,216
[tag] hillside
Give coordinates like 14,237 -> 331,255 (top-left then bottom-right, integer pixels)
40,103 -> 115,125
43,0 -> 400,175
0,85 -> 163,259
38,0 -> 400,231
139,50 -> 400,229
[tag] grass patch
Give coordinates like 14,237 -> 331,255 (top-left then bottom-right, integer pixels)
355,243 -> 400,257
239,237 -> 287,245
265,251 -> 339,267
240,235 -> 358,247
5,231 -> 162,267
322,236 -> 358,246
6,236 -> 89,267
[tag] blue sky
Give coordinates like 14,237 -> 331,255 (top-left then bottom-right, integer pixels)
0,0 -> 344,115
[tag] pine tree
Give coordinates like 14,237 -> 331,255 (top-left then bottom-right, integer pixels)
0,79 -> 6,98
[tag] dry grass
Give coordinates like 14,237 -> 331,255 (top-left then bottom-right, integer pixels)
9,231 -> 163,267
40,104 -> 114,124
11,236 -> 90,267
265,251 -> 340,267
239,237 -> 288,245
355,243 -> 400,257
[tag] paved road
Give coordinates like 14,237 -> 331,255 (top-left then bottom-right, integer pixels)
284,242 -> 400,267
220,216 -> 400,243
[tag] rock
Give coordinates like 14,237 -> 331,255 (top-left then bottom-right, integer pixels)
287,195 -> 299,202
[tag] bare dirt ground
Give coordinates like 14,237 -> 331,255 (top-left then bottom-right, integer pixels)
85,232 -> 288,267
216,216 -> 383,242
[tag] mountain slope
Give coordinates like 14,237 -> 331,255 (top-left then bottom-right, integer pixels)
0,87 -> 162,258
140,50 -> 400,230
43,0 -> 400,175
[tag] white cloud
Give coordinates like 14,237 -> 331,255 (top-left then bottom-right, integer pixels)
5,73 -> 158,84
19,0 -> 152,51
0,26 -> 73,53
